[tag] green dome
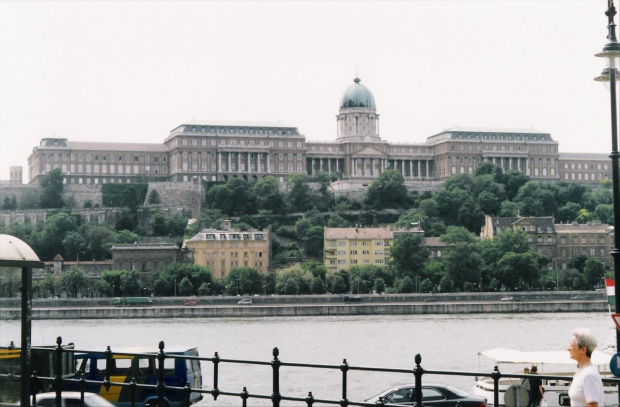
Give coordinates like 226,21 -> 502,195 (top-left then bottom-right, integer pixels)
340,78 -> 376,109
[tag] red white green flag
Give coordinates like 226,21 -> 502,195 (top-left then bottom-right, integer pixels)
606,278 -> 615,306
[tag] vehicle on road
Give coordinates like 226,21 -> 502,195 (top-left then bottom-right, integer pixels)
500,296 -> 514,302
365,383 -> 487,407
237,299 -> 252,305
570,295 -> 589,301
185,300 -> 198,306
342,295 -> 362,303
113,297 -> 152,307
33,392 -> 114,407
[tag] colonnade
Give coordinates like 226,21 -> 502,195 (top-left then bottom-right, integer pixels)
306,157 -> 433,178
484,156 -> 530,175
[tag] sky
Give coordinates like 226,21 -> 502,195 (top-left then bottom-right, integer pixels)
0,0 -> 614,182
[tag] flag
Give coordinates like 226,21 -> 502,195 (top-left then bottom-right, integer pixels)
606,278 -> 615,306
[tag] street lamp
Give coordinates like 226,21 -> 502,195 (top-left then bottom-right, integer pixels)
595,0 -> 620,356
112,283 -> 115,298
174,278 -> 177,297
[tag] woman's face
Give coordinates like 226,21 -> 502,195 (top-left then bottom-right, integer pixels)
568,335 -> 585,361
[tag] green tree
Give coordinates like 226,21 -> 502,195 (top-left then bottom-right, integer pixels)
584,258 -> 605,289
206,184 -> 233,214
443,242 -> 484,291
147,189 -> 161,205
227,178 -> 256,215
364,170 -> 409,209
253,176 -> 287,214
287,174 -> 315,212
226,267 -> 265,295
39,273 -> 60,298
40,211 -> 79,259
568,255 -> 589,273
60,266 -> 89,298
178,277 -> 194,296
40,168 -> 65,208
399,276 -> 415,293
439,226 -> 476,245
82,199 -> 94,209
595,204 -> 614,225
389,234 -> 429,280
556,202 -> 581,223
300,225 -> 324,257
374,278 -> 386,294
19,189 -> 41,209
497,252 -> 541,290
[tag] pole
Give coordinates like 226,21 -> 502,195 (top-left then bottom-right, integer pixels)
609,63 -> 620,356
20,266 -> 32,407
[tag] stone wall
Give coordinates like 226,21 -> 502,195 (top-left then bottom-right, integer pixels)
328,179 -> 444,201
145,178 -> 205,218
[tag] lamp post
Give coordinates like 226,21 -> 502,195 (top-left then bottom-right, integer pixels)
595,0 -> 620,358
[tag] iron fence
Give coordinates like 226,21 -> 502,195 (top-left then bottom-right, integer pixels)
3,337 -> 620,407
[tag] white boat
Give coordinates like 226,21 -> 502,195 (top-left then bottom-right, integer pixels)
471,348 -> 618,407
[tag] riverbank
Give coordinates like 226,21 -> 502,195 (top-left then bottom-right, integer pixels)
0,291 -> 608,319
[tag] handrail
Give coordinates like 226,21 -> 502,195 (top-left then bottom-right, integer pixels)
1,338 -> 619,407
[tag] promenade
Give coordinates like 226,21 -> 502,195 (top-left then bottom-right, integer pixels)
0,291 -> 608,320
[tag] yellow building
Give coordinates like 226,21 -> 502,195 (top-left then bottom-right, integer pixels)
324,227 -> 393,273
185,222 -> 270,278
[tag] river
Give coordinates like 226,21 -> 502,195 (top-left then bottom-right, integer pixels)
0,312 -> 613,405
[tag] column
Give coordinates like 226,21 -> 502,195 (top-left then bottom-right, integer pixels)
409,161 -> 413,178
267,154 -> 271,173
228,154 -> 231,172
218,152 -> 222,171
336,159 -> 339,173
418,161 -> 422,179
425,161 -> 429,178
258,153 -> 261,172
238,153 -> 241,172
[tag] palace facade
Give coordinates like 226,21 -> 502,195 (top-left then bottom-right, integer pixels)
26,78 -> 611,187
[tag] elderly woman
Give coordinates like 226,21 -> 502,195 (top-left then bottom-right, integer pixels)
567,328 -> 605,407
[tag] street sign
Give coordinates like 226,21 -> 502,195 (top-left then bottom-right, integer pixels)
609,352 -> 620,377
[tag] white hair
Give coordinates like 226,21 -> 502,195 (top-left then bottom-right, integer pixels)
572,328 -> 598,357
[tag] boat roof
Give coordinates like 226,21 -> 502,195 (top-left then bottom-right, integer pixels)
480,348 -> 611,366
75,346 -> 198,357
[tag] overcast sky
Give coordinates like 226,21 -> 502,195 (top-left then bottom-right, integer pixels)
0,0 -> 614,181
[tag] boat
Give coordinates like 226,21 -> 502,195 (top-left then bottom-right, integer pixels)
471,348 -> 617,407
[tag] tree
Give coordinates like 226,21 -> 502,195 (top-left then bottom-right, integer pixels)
40,168 -> 64,208
19,189 -> 40,209
227,178 -> 256,215
443,242 -> 483,291
439,226 -> 476,245
300,225 -> 324,257
389,234 -> 429,280
364,170 -> 409,209
82,199 -> 94,209
40,211 -> 79,259
206,184 -> 233,214
287,174 -> 315,212
178,277 -> 194,296
568,255 -> 588,273
584,258 -> 605,289
226,267 -> 265,295
253,176 -> 287,214
496,252 -> 541,290
147,189 -> 161,205
556,202 -> 581,224
60,266 -> 89,298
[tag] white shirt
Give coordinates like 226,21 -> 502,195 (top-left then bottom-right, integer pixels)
568,364 -> 605,407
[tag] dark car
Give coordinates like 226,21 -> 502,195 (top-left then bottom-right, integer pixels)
365,383 -> 487,407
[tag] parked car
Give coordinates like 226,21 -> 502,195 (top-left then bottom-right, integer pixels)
570,295 -> 589,301
365,383 -> 487,407
185,300 -> 198,306
237,299 -> 252,305
33,392 -> 115,407
500,296 -> 514,302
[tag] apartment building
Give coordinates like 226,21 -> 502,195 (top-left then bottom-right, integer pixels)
184,221 -> 270,278
324,227 -> 393,273
481,215 -> 613,269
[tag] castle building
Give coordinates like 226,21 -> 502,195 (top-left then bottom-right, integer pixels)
26,78 -> 611,188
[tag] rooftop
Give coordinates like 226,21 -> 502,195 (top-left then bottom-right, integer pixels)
324,227 -> 393,240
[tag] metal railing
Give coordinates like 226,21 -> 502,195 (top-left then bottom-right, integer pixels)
3,337 -> 620,407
